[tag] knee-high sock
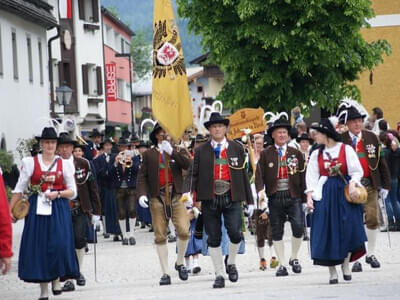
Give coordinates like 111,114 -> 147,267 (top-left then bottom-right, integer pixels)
291,236 -> 302,260
176,238 -> 189,266
119,219 -> 127,238
76,248 -> 85,271
51,278 -> 61,291
366,228 -> 378,256
342,253 -> 351,276
227,242 -> 240,265
156,244 -> 169,275
102,218 -> 106,233
329,266 -> 338,280
258,247 -> 265,260
274,240 -> 286,266
40,282 -> 49,298
209,247 -> 224,277
128,218 -> 136,237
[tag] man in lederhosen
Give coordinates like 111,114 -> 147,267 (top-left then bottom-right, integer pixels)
255,118 -> 306,277
56,133 -> 101,292
110,137 -> 140,245
338,105 -> 390,271
186,112 -> 254,288
137,123 -> 191,285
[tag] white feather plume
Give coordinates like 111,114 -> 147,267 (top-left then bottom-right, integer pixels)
328,116 -> 339,129
337,97 -> 369,120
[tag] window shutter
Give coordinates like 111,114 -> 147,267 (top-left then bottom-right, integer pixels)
92,0 -> 99,23
96,66 -> 103,95
82,64 -> 89,95
78,0 -> 85,20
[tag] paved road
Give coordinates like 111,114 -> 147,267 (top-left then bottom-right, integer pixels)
1,221 -> 400,299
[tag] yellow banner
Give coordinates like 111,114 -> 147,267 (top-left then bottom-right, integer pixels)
152,0 -> 193,141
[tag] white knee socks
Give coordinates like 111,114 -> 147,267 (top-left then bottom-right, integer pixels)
176,239 -> 189,266
227,242 -> 240,265
342,253 -> 351,276
209,246 -> 224,277
258,247 -> 265,260
128,218 -> 135,238
329,266 -> 338,280
366,228 -> 378,256
156,244 -> 169,275
274,240 -> 286,266
76,248 -> 85,270
40,282 -> 49,298
119,219 -> 127,239
51,278 -> 61,291
291,237 -> 302,260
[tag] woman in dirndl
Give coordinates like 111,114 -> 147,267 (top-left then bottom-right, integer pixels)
305,118 -> 367,284
10,127 -> 79,300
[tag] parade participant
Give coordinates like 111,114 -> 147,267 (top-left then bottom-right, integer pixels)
137,123 -> 191,285
255,118 -> 306,277
306,118 -> 367,284
184,208 -> 202,274
93,138 -> 121,240
56,133 -> 102,292
339,106 -> 391,271
84,129 -> 103,161
296,133 -> 313,162
136,140 -> 152,230
187,112 -> 254,288
9,127 -> 79,300
0,167 -> 12,275
130,134 -> 140,154
111,137 -> 140,245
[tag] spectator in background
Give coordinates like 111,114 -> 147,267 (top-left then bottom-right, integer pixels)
0,167 -> 12,275
291,106 -> 304,127
370,107 -> 387,136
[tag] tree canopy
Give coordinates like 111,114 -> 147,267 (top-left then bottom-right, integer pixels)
177,0 -> 391,112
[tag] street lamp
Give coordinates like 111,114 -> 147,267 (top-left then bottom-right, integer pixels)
115,52 -> 135,134
55,82 -> 73,106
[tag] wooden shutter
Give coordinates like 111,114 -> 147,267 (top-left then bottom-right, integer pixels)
78,0 -> 85,20
82,64 -> 89,95
96,66 -> 103,95
92,0 -> 99,23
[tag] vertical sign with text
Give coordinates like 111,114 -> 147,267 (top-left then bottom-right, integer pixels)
106,63 -> 117,102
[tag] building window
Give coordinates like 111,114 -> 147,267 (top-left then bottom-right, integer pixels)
0,24 -> 3,76
114,32 -> 121,52
12,29 -> 18,80
38,40 -> 43,85
78,0 -> 99,23
117,78 -> 125,100
121,38 -> 125,53
125,82 -> 131,101
82,64 -> 103,96
27,35 -> 33,83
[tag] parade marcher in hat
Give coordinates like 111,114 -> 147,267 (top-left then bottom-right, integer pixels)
93,138 -> 121,240
137,123 -> 191,285
110,137 -> 140,245
9,127 -> 79,300
84,129 -> 103,161
306,118 -> 367,284
56,133 -> 102,292
255,117 -> 306,277
296,133 -> 313,162
186,112 -> 254,288
338,105 -> 391,272
136,141 -> 152,229
0,167 -> 12,275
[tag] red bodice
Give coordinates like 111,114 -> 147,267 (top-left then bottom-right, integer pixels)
318,143 -> 348,176
30,156 -> 65,192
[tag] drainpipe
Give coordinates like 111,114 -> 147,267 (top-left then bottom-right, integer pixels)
48,25 -> 60,117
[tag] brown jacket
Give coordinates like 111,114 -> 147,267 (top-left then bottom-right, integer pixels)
189,140 -> 253,204
137,147 -> 190,198
74,157 -> 101,216
341,130 -> 390,190
255,145 -> 306,201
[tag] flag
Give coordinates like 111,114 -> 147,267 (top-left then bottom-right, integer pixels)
59,0 -> 72,19
152,0 -> 193,141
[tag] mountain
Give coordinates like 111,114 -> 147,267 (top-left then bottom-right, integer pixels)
100,0 -> 203,63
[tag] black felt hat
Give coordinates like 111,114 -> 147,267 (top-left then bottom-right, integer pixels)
204,112 -> 229,129
267,118 -> 292,137
311,119 -> 341,142
58,132 -> 75,145
137,140 -> 150,148
117,137 -> 130,146
149,123 -> 163,145
296,133 -> 314,143
89,128 -> 104,138
338,106 -> 366,124
130,134 -> 140,143
100,137 -> 114,149
73,141 -> 86,151
35,127 -> 58,140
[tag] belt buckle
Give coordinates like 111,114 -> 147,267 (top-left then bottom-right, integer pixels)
361,177 -> 370,186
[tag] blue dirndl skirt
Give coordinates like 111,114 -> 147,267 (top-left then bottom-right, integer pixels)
102,188 -> 121,234
310,176 -> 367,266
18,194 -> 79,282
185,219 -> 203,257
137,202 -> 152,224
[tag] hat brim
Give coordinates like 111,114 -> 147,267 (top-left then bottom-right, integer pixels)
267,124 -> 292,137
35,136 -> 58,141
73,143 -> 86,150
310,125 -> 341,142
345,114 -> 367,122
296,137 -> 313,143
204,119 -> 230,130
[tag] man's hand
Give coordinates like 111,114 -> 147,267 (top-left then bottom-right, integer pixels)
244,204 -> 255,217
161,140 -> 173,155
0,257 -> 11,275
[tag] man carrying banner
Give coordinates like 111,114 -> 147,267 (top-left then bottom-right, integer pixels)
137,124 -> 191,285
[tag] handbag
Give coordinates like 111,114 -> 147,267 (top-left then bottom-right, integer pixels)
12,157 -> 59,220
344,184 -> 368,205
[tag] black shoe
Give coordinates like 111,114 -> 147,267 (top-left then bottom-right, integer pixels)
343,274 -> 352,281
76,273 -> 86,286
140,223 -> 146,229
192,266 -> 201,274
351,261 -> 362,272
329,278 -> 338,284
103,233 -> 110,239
113,235 -> 120,242
39,298 -> 49,300
289,258 -> 302,274
52,289 -> 62,296
226,264 -> 238,282
175,263 -> 189,281
159,274 -> 171,285
149,226 -> 154,232
135,220 -> 140,227
365,255 -> 380,268
129,237 -> 136,245
276,265 -> 289,277
85,246 -> 89,253
122,238 -> 129,245
62,280 -> 75,292
213,275 -> 225,288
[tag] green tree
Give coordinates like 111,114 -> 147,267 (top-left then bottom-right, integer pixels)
131,29 -> 152,81
177,0 -> 391,112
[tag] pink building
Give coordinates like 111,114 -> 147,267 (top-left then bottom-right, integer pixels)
101,7 -> 134,130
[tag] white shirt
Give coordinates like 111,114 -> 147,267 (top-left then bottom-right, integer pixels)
211,138 -> 228,150
305,143 -> 363,201
274,143 -> 287,156
13,154 -> 77,199
349,131 -> 362,144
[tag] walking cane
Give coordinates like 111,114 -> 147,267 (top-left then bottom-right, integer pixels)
302,203 -> 313,257
378,193 -> 391,248
93,223 -> 99,282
